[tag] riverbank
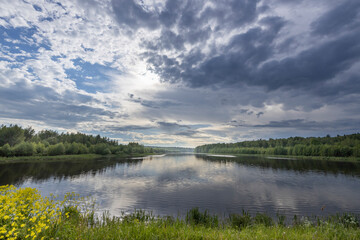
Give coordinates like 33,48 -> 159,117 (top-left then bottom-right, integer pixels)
0,152 -> 158,163
1,185 -> 359,240
201,152 -> 360,162
50,214 -> 360,240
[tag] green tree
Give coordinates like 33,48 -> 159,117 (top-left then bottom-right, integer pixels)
13,142 -> 35,156
24,127 -> 35,141
0,125 -> 25,146
0,143 -> 12,157
47,143 -> 66,156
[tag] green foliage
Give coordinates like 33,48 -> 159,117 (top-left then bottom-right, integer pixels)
12,142 -> 35,156
185,207 -> 219,227
0,124 -> 156,157
78,144 -> 89,154
0,143 -> 12,157
47,143 -> 66,156
254,213 -> 274,226
94,143 -> 111,155
277,213 -> 286,227
122,210 -> 155,223
2,186 -> 360,240
328,213 -> 360,228
229,210 -> 252,229
195,134 -> 360,158
35,142 -> 46,154
65,142 -> 80,155
0,124 -> 25,146
24,126 -> 35,141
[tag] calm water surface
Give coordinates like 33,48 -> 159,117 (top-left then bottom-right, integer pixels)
1,154 -> 360,218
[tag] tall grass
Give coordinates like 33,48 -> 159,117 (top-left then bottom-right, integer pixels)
1,185 -> 360,239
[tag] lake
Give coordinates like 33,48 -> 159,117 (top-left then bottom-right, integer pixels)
1,153 -> 360,218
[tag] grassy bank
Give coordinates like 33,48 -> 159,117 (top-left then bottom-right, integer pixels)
228,153 -> 360,162
0,152 -> 159,163
1,186 -> 360,240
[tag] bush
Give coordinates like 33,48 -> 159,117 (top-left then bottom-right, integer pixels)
78,144 -> 89,154
35,142 -> 46,154
47,143 -> 66,156
123,210 -> 155,223
254,213 -> 273,226
353,146 -> 360,157
273,147 -> 288,155
0,185 -> 62,240
329,213 -> 360,228
109,146 -> 120,154
229,210 -> 252,229
66,142 -> 80,155
94,143 -> 111,155
0,143 -> 12,157
185,208 -> 218,227
12,142 -> 35,156
277,212 -> 286,226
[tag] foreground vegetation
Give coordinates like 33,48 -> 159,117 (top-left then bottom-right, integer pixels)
0,125 -> 162,158
195,134 -> 360,159
1,186 -> 359,239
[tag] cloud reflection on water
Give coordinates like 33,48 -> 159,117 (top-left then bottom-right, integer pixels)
7,154 -> 360,218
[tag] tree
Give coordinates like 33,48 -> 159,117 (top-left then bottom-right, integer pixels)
47,143 -> 65,156
0,125 -> 25,146
0,143 -> 12,157
13,142 -> 35,156
24,127 -> 35,141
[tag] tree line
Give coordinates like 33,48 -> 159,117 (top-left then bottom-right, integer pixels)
194,134 -> 360,158
0,125 -> 161,157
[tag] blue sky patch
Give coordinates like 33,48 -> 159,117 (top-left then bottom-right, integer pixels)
65,58 -> 120,93
0,26 -> 50,63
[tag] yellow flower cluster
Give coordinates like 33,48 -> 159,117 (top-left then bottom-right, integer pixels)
0,185 -> 62,240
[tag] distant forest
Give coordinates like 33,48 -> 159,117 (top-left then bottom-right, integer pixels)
195,134 -> 360,158
150,146 -> 194,153
0,125 -> 160,157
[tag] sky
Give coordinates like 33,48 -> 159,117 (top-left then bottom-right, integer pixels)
0,0 -> 359,147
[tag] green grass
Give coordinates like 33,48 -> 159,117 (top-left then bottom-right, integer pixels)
0,152 -> 160,163
2,184 -> 359,240
223,153 -> 360,162
46,209 -> 360,240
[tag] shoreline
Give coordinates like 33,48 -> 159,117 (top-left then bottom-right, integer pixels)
199,152 -> 360,162
0,152 -> 159,163
2,152 -> 360,164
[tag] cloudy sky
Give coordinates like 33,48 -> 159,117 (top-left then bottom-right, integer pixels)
0,0 -> 359,147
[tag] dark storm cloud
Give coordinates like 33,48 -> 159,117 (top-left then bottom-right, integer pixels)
157,121 -> 190,132
149,17 -> 360,93
143,29 -> 185,51
173,129 -> 207,138
106,125 -> 153,132
256,30 -> 360,90
127,93 -> 180,109
311,0 -> 360,36
256,112 -> 264,118
226,120 -> 246,127
112,0 -> 261,46
0,81 -> 117,127
110,0 -> 360,109
146,16 -> 287,87
111,0 -> 159,30
253,119 -> 360,131
239,109 -> 253,115
310,74 -> 360,100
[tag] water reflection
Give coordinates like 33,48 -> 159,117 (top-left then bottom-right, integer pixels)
0,156 -> 143,185
198,154 -> 360,177
1,154 -> 360,218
